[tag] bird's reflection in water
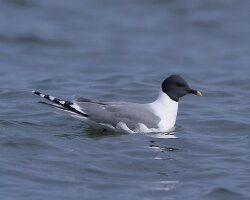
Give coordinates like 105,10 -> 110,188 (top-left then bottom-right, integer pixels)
148,140 -> 179,160
149,140 -> 179,152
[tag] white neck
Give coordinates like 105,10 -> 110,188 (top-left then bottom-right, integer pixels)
149,91 -> 179,131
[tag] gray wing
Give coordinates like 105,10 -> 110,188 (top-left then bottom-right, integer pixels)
73,96 -> 107,105
73,99 -> 160,130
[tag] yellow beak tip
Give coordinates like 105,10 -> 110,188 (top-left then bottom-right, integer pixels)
196,91 -> 202,96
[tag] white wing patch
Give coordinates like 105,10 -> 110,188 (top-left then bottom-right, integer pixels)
49,96 -> 55,101
134,123 -> 151,133
116,122 -> 135,134
59,101 -> 65,105
71,103 -> 88,116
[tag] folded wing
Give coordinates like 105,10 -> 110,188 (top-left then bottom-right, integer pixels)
73,98 -> 160,130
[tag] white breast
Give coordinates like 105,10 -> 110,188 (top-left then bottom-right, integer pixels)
149,91 -> 179,132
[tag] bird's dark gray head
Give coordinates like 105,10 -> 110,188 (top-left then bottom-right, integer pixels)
162,75 -> 202,102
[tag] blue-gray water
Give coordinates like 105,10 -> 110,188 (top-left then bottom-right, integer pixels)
0,0 -> 250,199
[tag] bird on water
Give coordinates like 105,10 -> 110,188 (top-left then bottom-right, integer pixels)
32,75 -> 202,133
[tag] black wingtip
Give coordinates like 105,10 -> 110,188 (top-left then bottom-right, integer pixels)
31,90 -> 88,118
32,90 -> 41,95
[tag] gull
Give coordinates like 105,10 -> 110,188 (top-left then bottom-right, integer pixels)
32,75 -> 202,133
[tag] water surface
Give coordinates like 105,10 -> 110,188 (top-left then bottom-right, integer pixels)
0,0 -> 250,199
